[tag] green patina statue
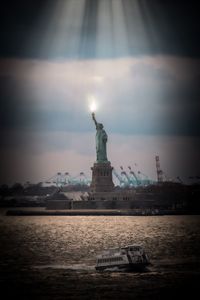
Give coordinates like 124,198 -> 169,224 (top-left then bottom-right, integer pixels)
92,112 -> 108,163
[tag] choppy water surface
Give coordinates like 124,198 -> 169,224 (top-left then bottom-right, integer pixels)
0,215 -> 200,299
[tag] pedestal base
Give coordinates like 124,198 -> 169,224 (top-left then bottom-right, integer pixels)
90,162 -> 114,193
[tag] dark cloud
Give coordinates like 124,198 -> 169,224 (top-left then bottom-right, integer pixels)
0,0 -> 199,59
0,74 -> 37,131
163,76 -> 200,136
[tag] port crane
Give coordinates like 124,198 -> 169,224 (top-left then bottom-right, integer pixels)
43,172 -> 91,187
44,172 -> 72,186
120,166 -> 133,187
137,171 -> 151,186
155,156 -> 164,183
72,172 -> 91,186
128,166 -> 140,186
113,168 -> 127,187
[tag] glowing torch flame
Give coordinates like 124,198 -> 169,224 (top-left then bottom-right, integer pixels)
88,95 -> 97,112
90,101 -> 97,112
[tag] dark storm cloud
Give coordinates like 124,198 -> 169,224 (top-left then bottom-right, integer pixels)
129,61 -> 200,136
0,1 -> 49,58
0,0 -> 199,59
163,77 -> 200,136
0,75 -> 37,131
136,0 -> 200,57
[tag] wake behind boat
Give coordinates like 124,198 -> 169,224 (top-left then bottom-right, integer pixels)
95,245 -> 150,271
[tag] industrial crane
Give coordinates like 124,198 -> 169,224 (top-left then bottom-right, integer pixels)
121,172 -> 132,187
120,166 -> 132,187
128,166 -> 140,186
137,171 -> 150,186
44,172 -> 73,187
113,168 -> 127,187
72,172 -> 91,186
155,156 -> 164,183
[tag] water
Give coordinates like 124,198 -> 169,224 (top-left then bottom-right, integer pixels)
0,215 -> 200,299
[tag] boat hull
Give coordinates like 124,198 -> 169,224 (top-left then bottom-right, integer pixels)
95,262 -> 149,271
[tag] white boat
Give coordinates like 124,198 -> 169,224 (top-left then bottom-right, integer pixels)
95,245 -> 150,271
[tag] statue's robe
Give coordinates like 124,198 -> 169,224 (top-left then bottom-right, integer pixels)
96,127 -> 108,162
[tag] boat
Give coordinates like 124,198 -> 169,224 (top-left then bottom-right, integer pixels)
95,244 -> 150,271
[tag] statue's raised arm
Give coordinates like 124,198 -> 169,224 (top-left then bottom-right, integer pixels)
92,112 -> 98,128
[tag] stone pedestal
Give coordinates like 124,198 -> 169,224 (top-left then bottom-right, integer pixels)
90,162 -> 114,193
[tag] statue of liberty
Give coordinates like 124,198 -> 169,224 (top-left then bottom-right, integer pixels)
92,112 -> 108,163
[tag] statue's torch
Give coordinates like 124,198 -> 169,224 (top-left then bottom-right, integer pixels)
90,101 -> 97,113
89,100 -> 97,126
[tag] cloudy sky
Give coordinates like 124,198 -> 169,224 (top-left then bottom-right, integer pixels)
0,0 -> 199,184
